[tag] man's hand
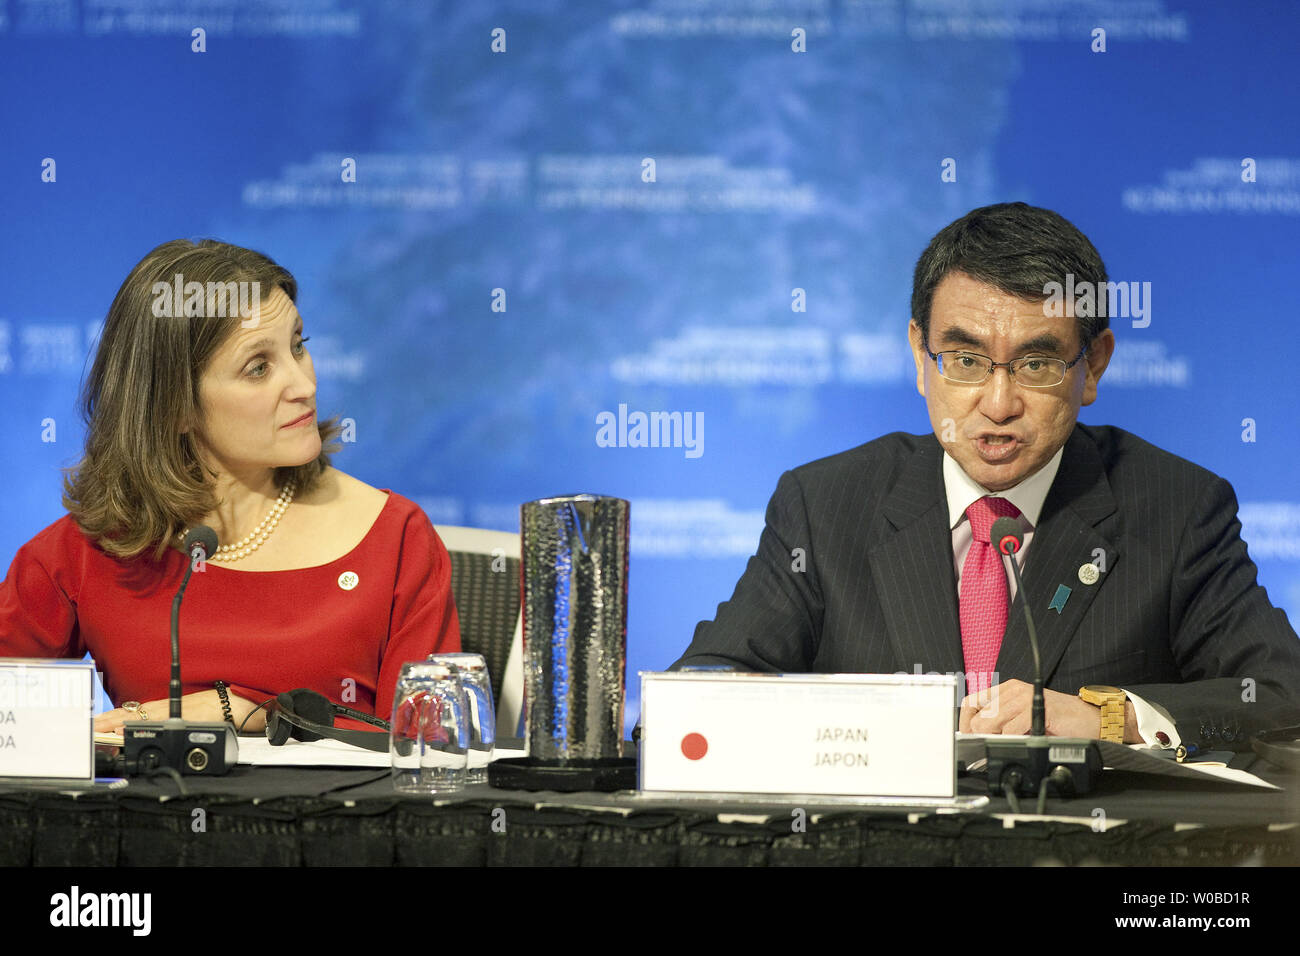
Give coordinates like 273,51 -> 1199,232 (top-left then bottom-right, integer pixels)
959,679 -> 1137,741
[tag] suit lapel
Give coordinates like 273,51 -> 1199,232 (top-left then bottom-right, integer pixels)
995,426 -> 1120,685
869,437 -> 966,675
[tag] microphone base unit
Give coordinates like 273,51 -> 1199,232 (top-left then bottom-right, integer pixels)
985,735 -> 1101,797
124,719 -> 238,776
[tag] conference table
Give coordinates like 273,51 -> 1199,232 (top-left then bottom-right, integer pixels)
3,742 -> 1298,868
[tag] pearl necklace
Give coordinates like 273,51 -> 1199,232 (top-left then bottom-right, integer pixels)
179,481 -> 295,562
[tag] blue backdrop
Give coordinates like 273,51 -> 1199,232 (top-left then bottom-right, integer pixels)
3,0 -> 1299,730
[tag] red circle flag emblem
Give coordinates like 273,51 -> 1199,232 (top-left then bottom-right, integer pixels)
681,733 -> 708,760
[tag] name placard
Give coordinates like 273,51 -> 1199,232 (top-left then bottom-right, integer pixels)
0,659 -> 95,779
639,672 -> 958,797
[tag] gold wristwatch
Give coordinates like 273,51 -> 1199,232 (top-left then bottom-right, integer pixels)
1079,685 -> 1126,743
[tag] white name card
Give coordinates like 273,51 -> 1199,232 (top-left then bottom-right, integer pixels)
639,671 -> 958,797
0,659 -> 95,779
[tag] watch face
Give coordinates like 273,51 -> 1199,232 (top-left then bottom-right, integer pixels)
1082,685 -> 1123,696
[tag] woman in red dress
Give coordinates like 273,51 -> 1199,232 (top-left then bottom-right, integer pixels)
0,240 -> 460,734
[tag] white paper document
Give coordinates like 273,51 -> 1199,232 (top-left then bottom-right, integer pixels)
237,736 -> 390,767
234,736 -> 528,768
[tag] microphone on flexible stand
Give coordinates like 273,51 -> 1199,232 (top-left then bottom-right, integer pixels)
991,517 -> 1045,738
123,525 -> 238,776
170,526 -> 217,718
981,516 -> 1100,808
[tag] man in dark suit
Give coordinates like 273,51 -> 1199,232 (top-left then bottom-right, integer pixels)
673,202 -> 1300,751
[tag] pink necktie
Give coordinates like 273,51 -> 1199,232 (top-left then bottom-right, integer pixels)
960,496 -> 1022,697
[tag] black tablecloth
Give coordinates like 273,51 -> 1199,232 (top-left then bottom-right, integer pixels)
3,754 -> 1298,866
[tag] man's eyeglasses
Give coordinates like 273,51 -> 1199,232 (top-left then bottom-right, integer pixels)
924,344 -> 1088,388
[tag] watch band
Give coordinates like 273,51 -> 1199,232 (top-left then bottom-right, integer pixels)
1096,701 -> 1126,743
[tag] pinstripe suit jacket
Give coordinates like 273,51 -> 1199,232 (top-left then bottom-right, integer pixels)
674,424 -> 1300,750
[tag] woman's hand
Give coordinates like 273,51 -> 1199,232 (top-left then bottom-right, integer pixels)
94,689 -> 269,734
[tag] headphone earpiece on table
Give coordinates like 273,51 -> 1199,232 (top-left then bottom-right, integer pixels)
265,688 -> 398,754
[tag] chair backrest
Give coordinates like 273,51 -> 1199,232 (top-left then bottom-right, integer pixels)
434,525 -> 524,736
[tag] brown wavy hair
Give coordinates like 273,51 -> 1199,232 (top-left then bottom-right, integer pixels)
63,239 -> 342,561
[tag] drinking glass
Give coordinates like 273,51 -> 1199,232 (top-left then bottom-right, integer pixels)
429,652 -> 496,785
391,661 -> 469,793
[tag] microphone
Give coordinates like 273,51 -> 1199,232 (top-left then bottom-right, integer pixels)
123,523 -> 237,775
173,526 -> 219,719
989,516 -> 1044,737
183,525 -> 219,557
980,515 -> 1100,806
